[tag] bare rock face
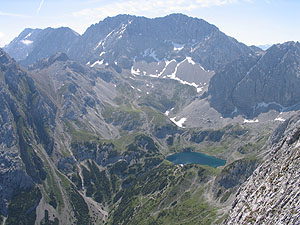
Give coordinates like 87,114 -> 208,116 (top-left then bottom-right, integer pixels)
0,49 -> 56,216
209,42 -> 300,117
0,92 -> 33,216
225,113 -> 300,224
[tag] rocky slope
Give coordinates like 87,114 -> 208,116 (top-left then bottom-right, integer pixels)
225,112 -> 300,224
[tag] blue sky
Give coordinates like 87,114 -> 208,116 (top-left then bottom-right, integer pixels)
0,0 -> 299,47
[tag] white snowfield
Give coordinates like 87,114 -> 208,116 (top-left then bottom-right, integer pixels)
170,117 -> 187,128
130,56 -> 208,93
21,40 -> 33,45
243,119 -> 259,124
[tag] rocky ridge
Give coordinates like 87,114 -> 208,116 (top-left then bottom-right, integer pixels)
226,112 -> 300,224
209,41 -> 300,117
69,14 -> 252,72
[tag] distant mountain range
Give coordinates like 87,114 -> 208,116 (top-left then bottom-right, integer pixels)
5,14 -> 300,119
5,14 -> 252,71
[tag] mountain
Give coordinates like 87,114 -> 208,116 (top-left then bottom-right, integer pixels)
4,27 -> 79,66
208,41 -> 300,117
226,112 -> 300,224
2,13 -> 300,224
5,14 -> 253,74
4,14 -> 256,104
69,14 -> 252,72
2,28 -> 42,61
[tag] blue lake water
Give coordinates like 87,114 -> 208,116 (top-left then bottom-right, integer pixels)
166,152 -> 226,168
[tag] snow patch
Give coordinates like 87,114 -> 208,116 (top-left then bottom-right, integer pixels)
158,60 -> 176,77
21,40 -> 33,45
243,119 -> 259,124
131,67 -> 141,76
275,117 -> 285,122
149,74 -> 160,78
91,60 -> 104,67
167,71 -> 203,93
231,107 -> 238,116
24,32 -> 32,39
117,23 -> 128,39
254,102 -> 284,111
172,42 -> 184,51
143,48 -> 159,61
94,40 -> 103,50
170,117 -> 187,128
186,56 -> 196,65
99,51 -> 106,57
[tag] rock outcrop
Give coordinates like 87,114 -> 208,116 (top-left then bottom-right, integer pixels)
226,112 -> 300,224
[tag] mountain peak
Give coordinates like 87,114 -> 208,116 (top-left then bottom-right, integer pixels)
4,26 -> 79,66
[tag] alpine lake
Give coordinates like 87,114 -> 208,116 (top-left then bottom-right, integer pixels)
166,152 -> 226,168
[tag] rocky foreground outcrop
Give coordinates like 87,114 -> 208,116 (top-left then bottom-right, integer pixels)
225,113 -> 300,224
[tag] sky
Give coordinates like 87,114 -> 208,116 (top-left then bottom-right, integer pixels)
0,0 -> 299,47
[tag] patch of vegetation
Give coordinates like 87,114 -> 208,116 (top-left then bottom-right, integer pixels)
49,191 -> 57,209
81,161 -> 112,203
40,210 -> 59,225
6,187 -> 42,225
65,121 -> 98,143
107,132 -> 141,150
138,93 -> 175,113
17,116 -> 47,183
237,135 -> 268,155
108,163 -> 221,225
68,186 -> 90,225
102,105 -> 144,131
143,106 -> 169,126
42,156 -> 65,213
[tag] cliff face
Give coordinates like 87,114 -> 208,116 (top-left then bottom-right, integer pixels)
225,113 -> 300,224
209,42 -> 300,117
0,49 -> 56,217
